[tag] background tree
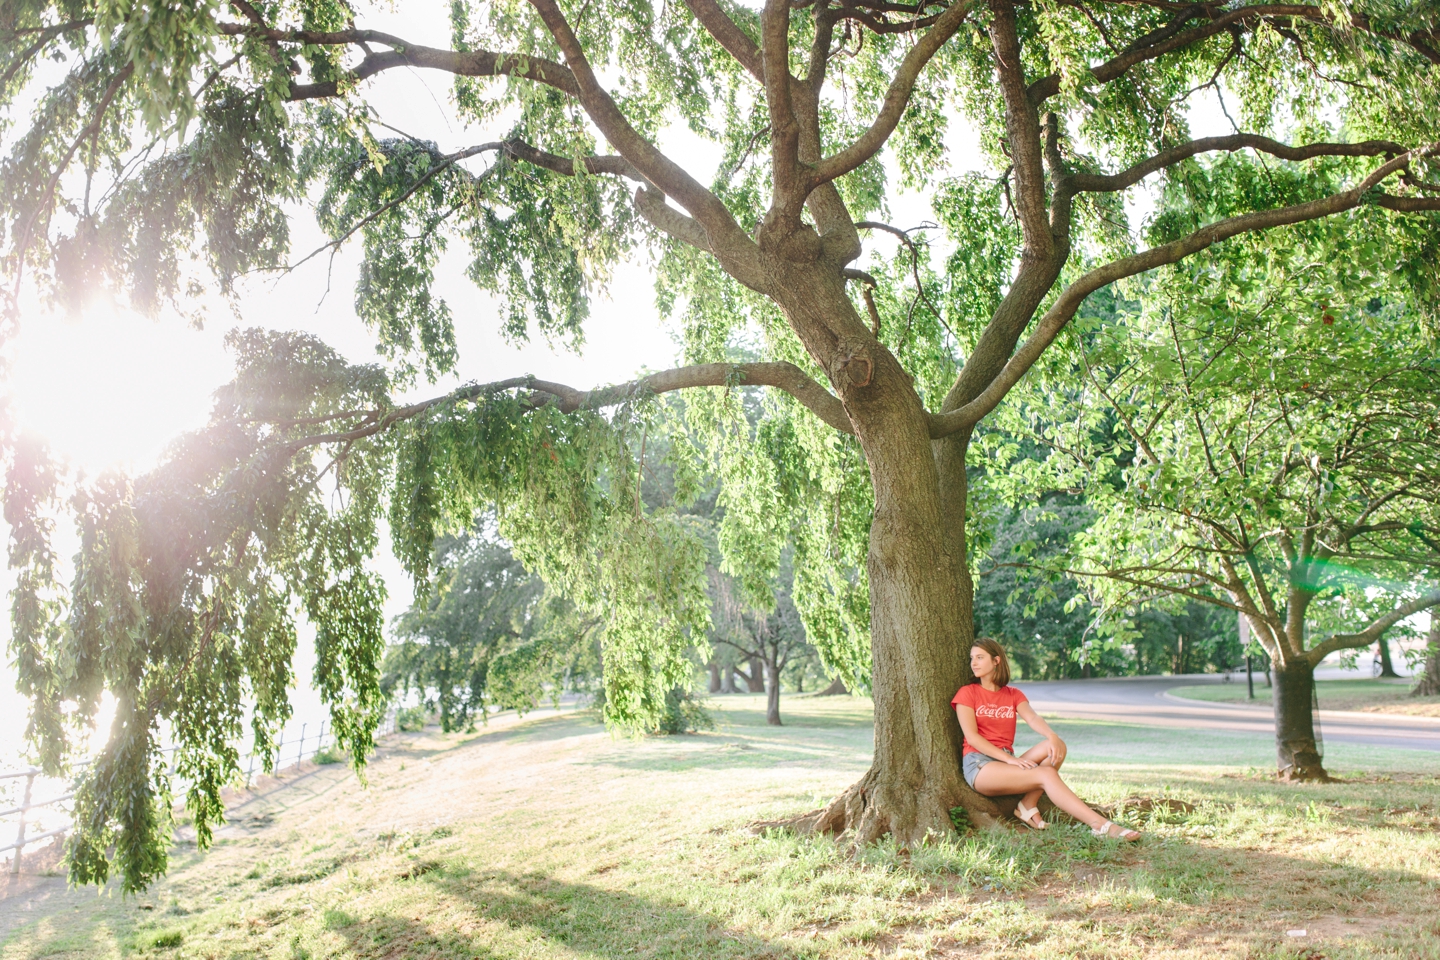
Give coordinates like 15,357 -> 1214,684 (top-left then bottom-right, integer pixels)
996,242 -> 1440,780
385,525 -> 600,731
5,0 -> 1440,885
709,552 -> 814,725
1415,614 -> 1440,698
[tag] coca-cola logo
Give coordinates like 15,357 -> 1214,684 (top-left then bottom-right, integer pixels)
974,704 -> 1015,719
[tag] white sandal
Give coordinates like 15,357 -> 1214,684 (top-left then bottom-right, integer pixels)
1091,820 -> 1140,842
1015,801 -> 1047,830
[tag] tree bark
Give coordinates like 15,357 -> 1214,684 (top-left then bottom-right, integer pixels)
1414,615 -> 1440,697
765,661 -> 782,726
1376,634 -> 1400,678
707,661 -> 723,694
721,664 -> 737,694
1273,658 -> 1328,780
743,657 -> 766,693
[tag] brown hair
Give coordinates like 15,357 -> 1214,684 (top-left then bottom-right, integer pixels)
969,637 -> 1011,687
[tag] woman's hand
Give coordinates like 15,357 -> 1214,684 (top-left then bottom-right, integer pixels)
1044,737 -> 1067,766
1006,755 -> 1038,769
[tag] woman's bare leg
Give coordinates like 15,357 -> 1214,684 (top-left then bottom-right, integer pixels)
972,761 -> 1116,834
1014,742 -> 1060,817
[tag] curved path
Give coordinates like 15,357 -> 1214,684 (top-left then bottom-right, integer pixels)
1021,675 -> 1440,752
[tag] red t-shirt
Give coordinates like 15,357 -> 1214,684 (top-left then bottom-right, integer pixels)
952,683 -> 1029,756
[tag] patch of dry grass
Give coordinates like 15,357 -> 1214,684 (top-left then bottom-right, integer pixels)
2,694 -> 1437,960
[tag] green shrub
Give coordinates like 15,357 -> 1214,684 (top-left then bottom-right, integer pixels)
397,706 -> 428,732
652,687 -> 715,735
312,745 -> 346,765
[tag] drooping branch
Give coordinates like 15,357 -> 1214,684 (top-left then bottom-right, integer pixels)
1071,135 -> 1409,192
927,143 -> 1440,438
0,19 -> 93,90
10,60 -> 134,305
1027,3 -> 1440,107
1305,590 -> 1440,665
282,362 -> 852,453
810,0 -> 974,187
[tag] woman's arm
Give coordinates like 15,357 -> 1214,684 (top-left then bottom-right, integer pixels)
1017,702 -> 1067,766
955,706 -> 1037,767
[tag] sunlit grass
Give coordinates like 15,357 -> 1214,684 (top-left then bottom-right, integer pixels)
2,693 -> 1437,959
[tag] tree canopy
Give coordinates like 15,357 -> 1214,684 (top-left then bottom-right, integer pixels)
4,0 -> 1440,885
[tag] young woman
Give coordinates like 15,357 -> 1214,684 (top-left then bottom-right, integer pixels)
954,638 -> 1140,840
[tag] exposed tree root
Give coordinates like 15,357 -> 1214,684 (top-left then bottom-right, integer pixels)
749,769 -> 1067,844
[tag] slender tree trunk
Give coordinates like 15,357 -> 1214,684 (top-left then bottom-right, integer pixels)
707,661 -> 722,694
721,664 -> 737,695
765,660 -> 782,726
1376,634 -> 1400,678
1273,658 -> 1328,780
1414,615 -> 1440,697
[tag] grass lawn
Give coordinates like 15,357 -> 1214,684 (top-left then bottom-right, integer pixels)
1171,678 -> 1440,716
2,694 -> 1438,960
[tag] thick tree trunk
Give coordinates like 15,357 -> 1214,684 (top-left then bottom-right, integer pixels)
1273,658 -> 1328,780
1414,615 -> 1440,697
757,244 -> 1024,842
1376,634 -> 1400,678
744,658 -> 766,693
817,676 -> 848,696
707,661 -> 722,694
721,664 -> 737,694
765,661 -> 782,726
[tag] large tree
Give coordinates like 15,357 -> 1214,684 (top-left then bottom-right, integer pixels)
4,0 -> 1440,887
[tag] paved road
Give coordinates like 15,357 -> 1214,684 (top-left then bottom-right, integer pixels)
1019,675 -> 1440,753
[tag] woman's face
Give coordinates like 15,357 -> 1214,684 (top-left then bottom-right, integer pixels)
970,646 -> 996,680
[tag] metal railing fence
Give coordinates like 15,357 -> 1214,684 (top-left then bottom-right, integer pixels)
1,706 -> 399,875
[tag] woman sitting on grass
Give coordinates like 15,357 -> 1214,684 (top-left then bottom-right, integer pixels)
955,638 -> 1140,841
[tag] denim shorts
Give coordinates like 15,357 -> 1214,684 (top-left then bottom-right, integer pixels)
962,748 -> 1013,788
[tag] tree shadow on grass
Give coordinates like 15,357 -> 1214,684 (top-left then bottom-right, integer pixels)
331,866 -> 810,960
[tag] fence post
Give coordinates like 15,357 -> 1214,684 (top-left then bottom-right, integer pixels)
11,771 -> 35,876
298,723 -> 307,767
246,750 -> 256,788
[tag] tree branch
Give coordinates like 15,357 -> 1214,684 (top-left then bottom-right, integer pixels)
523,0 -> 758,266
987,0 -> 1052,256
528,362 -> 853,433
1071,135 -> 1408,192
282,363 -> 852,453
810,0 -> 974,186
682,0 -> 765,81
1305,590 -> 1440,665
214,24 -> 585,100
927,142 -> 1440,438
761,0 -> 804,208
